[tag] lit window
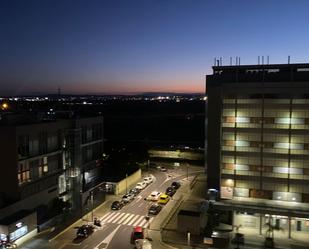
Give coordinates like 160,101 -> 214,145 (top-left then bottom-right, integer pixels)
275,118 -> 304,125
235,140 -> 250,147
236,117 -> 250,123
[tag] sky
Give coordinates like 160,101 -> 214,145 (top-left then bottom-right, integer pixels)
1,0 -> 309,96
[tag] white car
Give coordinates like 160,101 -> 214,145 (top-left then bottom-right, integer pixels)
135,239 -> 152,249
156,166 -> 167,172
135,181 -> 147,190
145,191 -> 161,201
143,176 -> 154,185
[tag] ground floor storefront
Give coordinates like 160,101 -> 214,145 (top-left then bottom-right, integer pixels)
0,211 -> 37,246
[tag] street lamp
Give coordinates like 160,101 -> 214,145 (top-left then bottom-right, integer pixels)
90,191 -> 94,222
125,173 -> 128,194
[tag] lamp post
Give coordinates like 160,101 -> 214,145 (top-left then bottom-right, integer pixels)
90,191 -> 94,222
126,173 -> 128,194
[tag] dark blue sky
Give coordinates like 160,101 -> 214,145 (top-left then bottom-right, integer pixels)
1,0 -> 309,95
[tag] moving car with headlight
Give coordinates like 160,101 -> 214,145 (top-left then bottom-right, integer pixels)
143,175 -> 154,185
165,186 -> 176,197
76,224 -> 94,238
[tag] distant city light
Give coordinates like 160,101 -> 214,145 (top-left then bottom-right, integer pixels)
1,103 -> 8,110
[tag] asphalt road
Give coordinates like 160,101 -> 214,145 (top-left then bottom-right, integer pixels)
21,165 -> 202,249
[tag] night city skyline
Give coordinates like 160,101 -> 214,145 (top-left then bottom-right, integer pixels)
1,0 -> 309,96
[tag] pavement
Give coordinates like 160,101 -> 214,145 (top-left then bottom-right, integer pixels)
18,165 -> 204,249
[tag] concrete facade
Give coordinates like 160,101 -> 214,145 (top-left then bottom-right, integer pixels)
206,63 -> 309,240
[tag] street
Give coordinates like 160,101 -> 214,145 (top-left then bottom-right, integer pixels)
20,164 -> 201,249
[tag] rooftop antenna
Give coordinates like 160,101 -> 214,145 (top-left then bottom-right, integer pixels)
258,56 -> 260,65
262,56 -> 264,65
220,57 -> 222,66
235,57 -> 238,66
214,57 -> 216,66
239,57 -> 241,65
217,59 -> 220,66
288,55 -> 290,64
230,57 -> 232,66
267,56 -> 269,64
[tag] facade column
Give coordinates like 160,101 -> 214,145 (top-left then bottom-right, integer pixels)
259,213 -> 263,235
288,216 -> 292,239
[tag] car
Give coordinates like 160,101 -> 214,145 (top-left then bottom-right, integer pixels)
145,191 -> 161,201
156,166 -> 167,172
76,224 -> 94,238
122,193 -> 135,203
129,187 -> 141,196
136,181 -> 147,190
143,176 -> 154,185
111,200 -> 124,210
135,239 -> 152,249
165,186 -> 176,197
157,194 -> 170,205
171,181 -> 181,189
148,203 -> 162,215
130,226 -> 144,244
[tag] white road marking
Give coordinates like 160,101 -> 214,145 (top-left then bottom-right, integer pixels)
112,213 -> 126,223
94,224 -> 121,249
105,212 -> 119,223
117,213 -> 130,224
127,215 -> 140,226
139,219 -> 147,227
122,214 -> 134,225
100,212 -> 111,221
132,216 -> 144,227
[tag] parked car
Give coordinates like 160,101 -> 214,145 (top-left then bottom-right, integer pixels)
148,204 -> 162,215
129,188 -> 141,196
130,226 -> 144,244
156,166 -> 167,172
135,239 -> 152,249
171,181 -> 181,189
145,191 -> 161,201
76,224 -> 94,238
165,186 -> 176,197
111,201 -> 124,210
143,175 -> 154,185
122,193 -> 135,203
136,181 -> 147,190
158,194 -> 170,205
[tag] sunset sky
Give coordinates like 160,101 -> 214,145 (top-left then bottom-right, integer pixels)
1,0 -> 309,95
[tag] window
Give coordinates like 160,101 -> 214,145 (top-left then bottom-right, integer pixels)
10,226 -> 28,241
18,135 -> 29,157
18,162 -> 30,185
38,157 -> 48,177
39,131 -> 48,154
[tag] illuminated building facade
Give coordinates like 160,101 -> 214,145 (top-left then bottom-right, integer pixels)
0,114 -> 104,244
206,63 -> 309,240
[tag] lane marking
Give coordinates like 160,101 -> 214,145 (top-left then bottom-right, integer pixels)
127,215 -> 140,226
105,212 -> 119,223
117,213 -> 130,224
94,224 -> 121,249
112,212 -> 125,223
132,216 -> 144,227
122,214 -> 134,225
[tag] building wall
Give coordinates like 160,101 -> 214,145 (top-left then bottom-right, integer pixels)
0,127 -> 19,202
220,96 -> 309,203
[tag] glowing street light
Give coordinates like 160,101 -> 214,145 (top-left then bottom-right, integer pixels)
1,103 -> 8,110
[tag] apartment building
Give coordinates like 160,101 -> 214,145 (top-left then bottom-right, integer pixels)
206,63 -> 309,240
0,113 -> 104,244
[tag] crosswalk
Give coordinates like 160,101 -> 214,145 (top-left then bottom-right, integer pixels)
99,212 -> 153,228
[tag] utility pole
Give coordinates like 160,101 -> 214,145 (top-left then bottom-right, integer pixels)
126,173 -> 128,194
90,191 -> 94,222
